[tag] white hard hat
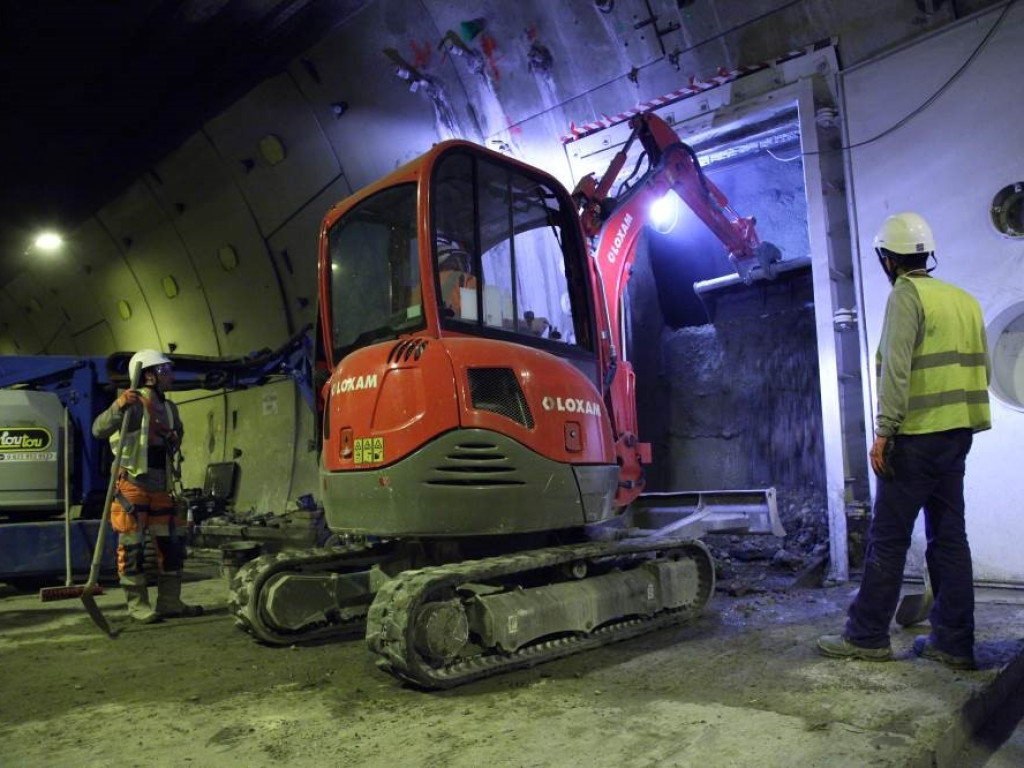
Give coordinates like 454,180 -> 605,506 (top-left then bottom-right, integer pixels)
873,212 -> 936,255
129,349 -> 171,377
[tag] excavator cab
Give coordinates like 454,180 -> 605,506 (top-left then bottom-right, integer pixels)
317,142 -> 620,538
320,144 -> 602,376
426,148 -> 593,350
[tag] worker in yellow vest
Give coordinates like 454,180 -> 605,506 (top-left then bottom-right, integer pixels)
92,349 -> 204,623
819,212 -> 990,669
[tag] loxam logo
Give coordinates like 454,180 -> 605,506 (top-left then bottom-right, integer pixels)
0,427 -> 51,451
330,374 -> 379,396
606,213 -> 634,264
541,396 -> 602,416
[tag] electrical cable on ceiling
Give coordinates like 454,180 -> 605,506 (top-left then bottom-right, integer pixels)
767,148 -> 803,162
669,0 -> 804,61
171,375 -> 293,406
801,0 -> 1017,156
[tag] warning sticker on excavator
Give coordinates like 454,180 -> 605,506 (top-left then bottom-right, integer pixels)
353,437 -> 385,465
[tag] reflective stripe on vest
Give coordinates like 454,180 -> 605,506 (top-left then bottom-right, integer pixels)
110,390 -> 177,476
877,277 -> 990,435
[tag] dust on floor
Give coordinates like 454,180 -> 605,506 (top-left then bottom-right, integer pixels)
1,554 -> 1021,768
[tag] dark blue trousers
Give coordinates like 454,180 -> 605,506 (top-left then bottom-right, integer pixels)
845,428 -> 975,657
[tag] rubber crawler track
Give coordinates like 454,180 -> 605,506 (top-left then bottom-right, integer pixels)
228,543 -> 379,645
366,537 -> 714,689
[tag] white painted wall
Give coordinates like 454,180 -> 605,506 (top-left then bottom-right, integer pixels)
843,3 -> 1024,584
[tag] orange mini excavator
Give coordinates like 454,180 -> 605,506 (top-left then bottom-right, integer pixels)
230,113 -> 784,688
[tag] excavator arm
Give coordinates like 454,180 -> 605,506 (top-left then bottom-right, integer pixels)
573,112 -> 780,506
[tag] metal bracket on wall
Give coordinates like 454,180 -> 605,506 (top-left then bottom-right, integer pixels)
383,48 -> 432,93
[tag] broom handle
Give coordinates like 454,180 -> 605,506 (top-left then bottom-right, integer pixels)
84,363 -> 140,591
63,408 -> 72,587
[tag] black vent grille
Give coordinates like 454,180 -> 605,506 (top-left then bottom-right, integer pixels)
387,339 -> 429,364
426,441 -> 523,487
467,368 -> 534,429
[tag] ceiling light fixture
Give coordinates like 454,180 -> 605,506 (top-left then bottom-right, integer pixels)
34,232 -> 64,252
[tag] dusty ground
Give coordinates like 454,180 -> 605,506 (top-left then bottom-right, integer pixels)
1,553 -> 1022,768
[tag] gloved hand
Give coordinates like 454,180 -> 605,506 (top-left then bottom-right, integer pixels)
116,389 -> 141,410
166,430 -> 180,450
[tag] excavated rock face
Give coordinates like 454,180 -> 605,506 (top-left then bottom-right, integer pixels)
652,272 -> 828,556
628,250 -> 828,557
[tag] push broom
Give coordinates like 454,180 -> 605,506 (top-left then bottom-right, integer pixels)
38,408 -> 105,601
40,360 -> 141,639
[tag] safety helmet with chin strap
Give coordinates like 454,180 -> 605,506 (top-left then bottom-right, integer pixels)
873,212 -> 936,283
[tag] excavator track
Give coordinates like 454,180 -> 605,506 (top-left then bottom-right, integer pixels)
367,537 -> 714,689
228,542 -> 379,645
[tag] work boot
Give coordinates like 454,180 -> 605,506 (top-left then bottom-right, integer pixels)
817,634 -> 893,661
121,574 -> 160,624
913,636 -> 976,670
155,572 -> 204,618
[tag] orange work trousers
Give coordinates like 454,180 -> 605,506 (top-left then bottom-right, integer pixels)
111,475 -> 185,576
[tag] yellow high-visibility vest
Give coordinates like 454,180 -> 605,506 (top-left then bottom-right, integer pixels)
878,277 -> 990,435
110,389 -> 179,477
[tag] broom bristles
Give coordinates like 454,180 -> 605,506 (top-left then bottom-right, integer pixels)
39,584 -> 105,602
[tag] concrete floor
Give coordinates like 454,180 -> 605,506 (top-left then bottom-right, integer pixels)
1,553 -> 1022,768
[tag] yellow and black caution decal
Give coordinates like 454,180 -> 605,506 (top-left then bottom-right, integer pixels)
353,437 -> 385,465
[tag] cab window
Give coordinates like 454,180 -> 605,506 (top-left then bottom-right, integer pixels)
431,150 -> 592,351
326,184 -> 422,359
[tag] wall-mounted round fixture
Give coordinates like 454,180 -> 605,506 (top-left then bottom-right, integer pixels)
987,301 -> 1024,412
117,300 -> 132,320
259,134 -> 287,166
218,245 -> 239,271
990,182 -> 1024,238
162,275 -> 179,298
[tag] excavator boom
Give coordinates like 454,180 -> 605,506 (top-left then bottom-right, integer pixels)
572,113 -> 781,506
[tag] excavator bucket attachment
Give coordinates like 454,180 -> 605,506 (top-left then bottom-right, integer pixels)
732,241 -> 783,284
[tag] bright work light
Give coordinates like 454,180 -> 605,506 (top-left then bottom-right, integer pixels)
34,232 -> 64,252
649,192 -> 679,234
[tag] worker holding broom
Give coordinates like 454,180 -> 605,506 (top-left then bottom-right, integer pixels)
92,349 -> 203,623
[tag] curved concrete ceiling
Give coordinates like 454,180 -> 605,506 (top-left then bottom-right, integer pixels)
0,0 -> 373,272
0,0 -> 997,283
